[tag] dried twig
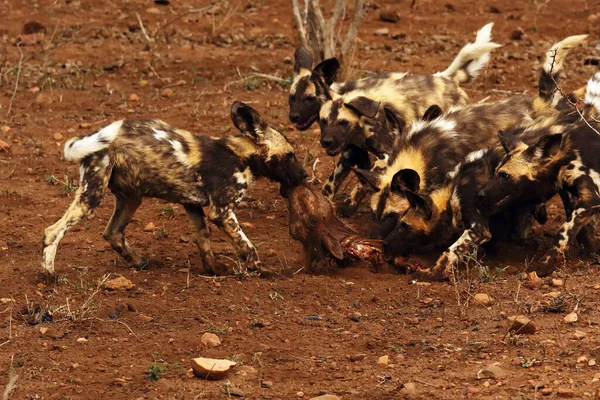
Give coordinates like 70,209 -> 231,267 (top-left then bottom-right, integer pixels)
6,44 -> 23,116
2,357 -> 18,400
135,12 -> 154,43
94,318 -> 141,342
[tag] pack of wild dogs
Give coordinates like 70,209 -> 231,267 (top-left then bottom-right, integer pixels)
43,23 -> 600,282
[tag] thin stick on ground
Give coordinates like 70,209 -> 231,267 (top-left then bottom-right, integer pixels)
6,44 -> 24,116
135,12 -> 154,43
94,318 -> 141,342
223,73 -> 290,91
2,356 -> 18,400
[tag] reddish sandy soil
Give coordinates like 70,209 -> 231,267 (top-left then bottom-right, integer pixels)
1,0 -> 600,399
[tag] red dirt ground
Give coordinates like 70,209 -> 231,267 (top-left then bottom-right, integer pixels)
1,0 -> 600,398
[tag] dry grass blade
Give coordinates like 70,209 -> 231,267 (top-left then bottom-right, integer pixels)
6,44 -> 24,116
2,357 -> 18,400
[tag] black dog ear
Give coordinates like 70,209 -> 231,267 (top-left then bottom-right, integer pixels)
383,107 -> 406,136
312,58 -> 340,86
352,167 -> 382,191
422,105 -> 443,121
405,190 -> 432,219
498,130 -> 525,154
294,47 -> 313,74
535,133 -> 563,160
345,96 -> 380,119
391,169 -> 421,193
231,101 -> 268,139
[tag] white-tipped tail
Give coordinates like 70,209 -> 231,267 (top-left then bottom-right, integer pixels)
542,35 -> 587,75
584,71 -> 600,113
64,120 -> 123,161
435,23 -> 501,84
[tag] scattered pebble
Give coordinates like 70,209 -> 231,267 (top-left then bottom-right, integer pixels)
309,396 -> 340,400
400,382 -> 417,395
225,385 -> 246,397
507,315 -> 536,334
0,126 -> 10,133
129,93 -> 140,102
143,222 -> 155,232
526,271 -> 543,289
39,326 -> 49,335
374,28 -> 390,36
181,43 -> 193,51
53,133 -> 64,141
379,10 -> 400,23
377,355 -> 389,366
191,357 -> 236,380
349,353 -> 366,362
573,330 -> 586,340
511,28 -> 525,40
551,278 -> 564,287
541,387 -> 553,395
103,276 -> 135,290
283,56 -> 292,64
35,93 -> 53,104
200,332 -> 221,347
0,140 -> 10,151
477,364 -> 507,379
139,80 -> 149,87
76,337 -> 88,343
146,7 -> 161,14
261,380 -> 274,388
79,123 -> 91,129
557,387 -> 574,397
160,88 -> 174,98
473,293 -> 493,306
589,359 -> 596,366
564,312 -> 578,323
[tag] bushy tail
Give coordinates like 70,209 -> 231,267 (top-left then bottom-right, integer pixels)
538,35 -> 587,104
584,71 -> 600,116
63,120 -> 123,161
435,23 -> 501,84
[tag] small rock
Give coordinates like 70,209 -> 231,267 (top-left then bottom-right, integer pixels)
138,314 -> 154,322
349,312 -> 362,322
544,291 -> 560,298
76,337 -> 88,343
261,380 -> 274,388
223,385 -> 245,397
35,93 -> 53,104
577,356 -> 588,364
349,353 -> 366,362
39,326 -> 49,335
104,276 -> 135,290
309,396 -> 340,400
526,271 -> 543,289
477,364 -> 507,379
200,332 -> 221,347
589,359 -> 596,366
511,28 -> 524,41
541,387 -> 553,395
379,10 -> 400,23
143,222 -> 155,232
0,140 -> 10,151
564,312 -> 578,323
0,298 -> 14,304
573,330 -> 586,339
53,133 -> 64,141
128,93 -> 140,102
374,28 -> 389,36
146,7 -> 161,14
507,315 -> 536,334
401,382 -> 417,395
160,88 -> 174,98
103,60 -> 124,71
139,80 -> 149,87
551,278 -> 564,287
283,56 -> 292,64
377,355 -> 389,366
557,387 -> 574,397
467,386 -> 480,394
236,365 -> 257,376
473,293 -> 493,306
415,282 -> 431,286
191,357 -> 236,380
0,126 -> 11,133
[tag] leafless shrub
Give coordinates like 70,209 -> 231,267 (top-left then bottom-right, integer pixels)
291,0 -> 364,79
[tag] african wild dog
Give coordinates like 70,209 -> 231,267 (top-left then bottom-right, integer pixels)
371,35 -> 588,280
42,102 -> 307,276
480,70 -> 600,277
290,24 -> 499,215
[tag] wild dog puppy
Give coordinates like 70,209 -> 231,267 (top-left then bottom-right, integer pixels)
481,70 -> 600,277
376,35 -> 588,280
291,24 -> 499,214
42,102 -> 307,276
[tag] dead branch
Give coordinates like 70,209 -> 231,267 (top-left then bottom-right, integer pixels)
6,44 -> 23,116
291,0 -> 364,79
547,49 -> 600,136
135,12 -> 154,43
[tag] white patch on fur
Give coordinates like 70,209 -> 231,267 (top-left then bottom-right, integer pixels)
153,129 -> 169,141
557,209 -> 582,252
405,120 -> 429,140
168,139 -> 189,166
290,68 -> 311,95
431,118 -> 457,136
584,71 -> 600,113
64,120 -> 123,161
464,149 -> 487,163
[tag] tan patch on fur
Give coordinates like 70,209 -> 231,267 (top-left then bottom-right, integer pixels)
175,128 -> 202,166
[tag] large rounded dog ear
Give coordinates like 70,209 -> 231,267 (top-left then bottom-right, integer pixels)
231,101 -> 268,139
294,47 -> 313,74
391,169 -> 421,194
383,107 -> 406,136
534,133 -> 563,160
345,96 -> 380,119
405,190 -> 432,219
498,130 -> 526,154
352,167 -> 382,191
422,105 -> 443,121
312,58 -> 340,86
